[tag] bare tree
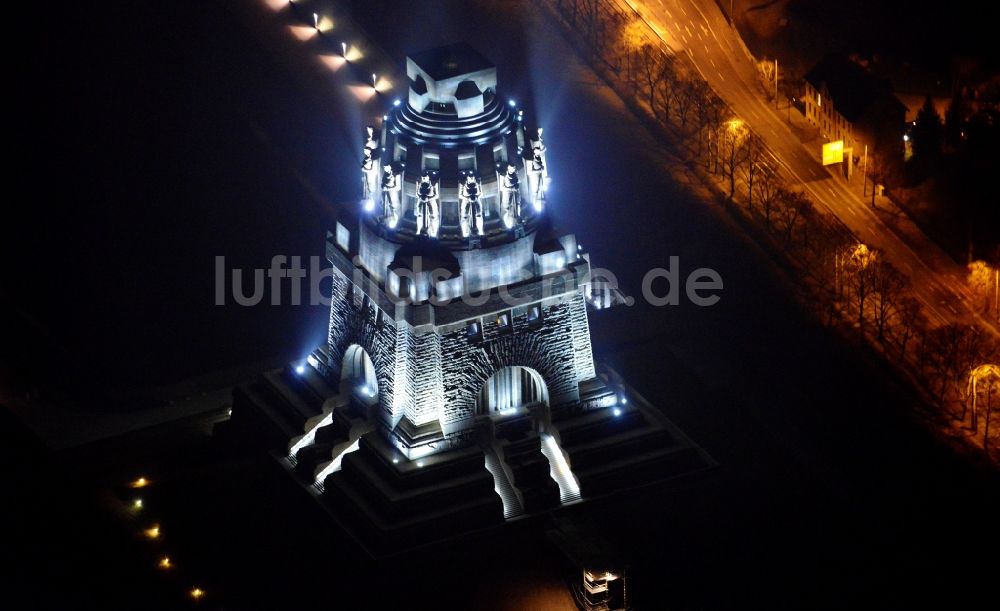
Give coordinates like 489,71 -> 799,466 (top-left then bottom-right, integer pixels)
582,0 -> 602,50
575,0 -> 622,68
924,324 -> 991,410
635,44 -> 675,123
966,260 -> 995,315
985,383 -> 995,452
895,296 -> 924,362
673,78 -> 699,133
756,58 -> 777,97
743,133 -> 766,211
617,17 -> 649,84
871,260 -> 909,341
718,121 -> 750,201
753,164 -> 782,228
774,188 -> 812,248
808,220 -> 853,293
692,80 -> 723,159
653,54 -> 680,125
844,244 -> 878,332
801,220 -> 853,324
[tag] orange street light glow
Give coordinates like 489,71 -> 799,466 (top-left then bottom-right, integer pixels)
144,524 -> 160,539
189,588 -> 205,600
129,477 -> 149,488
158,556 -> 172,569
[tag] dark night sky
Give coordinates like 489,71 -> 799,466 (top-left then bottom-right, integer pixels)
13,1 -> 352,398
787,0 -> 1000,68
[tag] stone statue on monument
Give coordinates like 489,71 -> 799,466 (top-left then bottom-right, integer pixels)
415,172 -> 440,238
361,147 -> 379,201
460,174 -> 484,237
498,163 -> 521,229
526,146 -> 545,207
381,164 -> 402,229
363,125 -> 378,155
526,128 -> 548,210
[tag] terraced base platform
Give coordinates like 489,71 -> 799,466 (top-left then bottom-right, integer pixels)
217,360 -> 714,557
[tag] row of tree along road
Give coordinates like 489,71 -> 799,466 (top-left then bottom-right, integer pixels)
547,0 -> 999,461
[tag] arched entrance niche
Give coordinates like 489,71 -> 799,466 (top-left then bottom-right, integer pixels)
477,366 -> 549,416
341,344 -> 378,408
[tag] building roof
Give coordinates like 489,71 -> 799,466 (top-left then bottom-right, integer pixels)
805,54 -> 902,122
409,42 -> 494,81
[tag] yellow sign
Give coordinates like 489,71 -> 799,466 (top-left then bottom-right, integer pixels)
822,140 -> 844,165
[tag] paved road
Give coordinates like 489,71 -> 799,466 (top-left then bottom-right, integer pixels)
619,0 -> 996,334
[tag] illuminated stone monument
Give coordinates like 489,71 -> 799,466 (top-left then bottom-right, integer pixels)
227,42 -> 711,553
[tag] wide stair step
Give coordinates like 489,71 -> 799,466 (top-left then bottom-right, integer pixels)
320,433 -> 503,551
231,382 -> 300,444
540,433 -> 582,504
552,404 -> 711,498
484,447 -> 525,519
500,434 -> 560,511
260,370 -> 322,423
294,369 -> 337,407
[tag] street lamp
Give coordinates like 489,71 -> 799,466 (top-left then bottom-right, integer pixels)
851,243 -> 876,268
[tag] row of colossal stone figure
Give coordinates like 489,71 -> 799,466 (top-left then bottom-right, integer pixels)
360,126 -> 549,238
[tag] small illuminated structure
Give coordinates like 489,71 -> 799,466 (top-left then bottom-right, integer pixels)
129,477 -> 149,489
226,43 -> 712,554
549,518 -> 629,611
189,588 -> 205,601
158,556 -> 172,569
132,498 -> 143,510
144,524 -> 160,540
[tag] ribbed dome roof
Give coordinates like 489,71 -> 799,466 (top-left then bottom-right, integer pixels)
389,92 -> 515,147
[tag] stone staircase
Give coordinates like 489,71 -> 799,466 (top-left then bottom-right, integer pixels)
496,433 -> 561,512
483,446 -> 525,519
320,432 -> 503,553
551,397 -> 709,498
221,359 -> 712,556
226,361 -> 333,449
540,432 -> 583,504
